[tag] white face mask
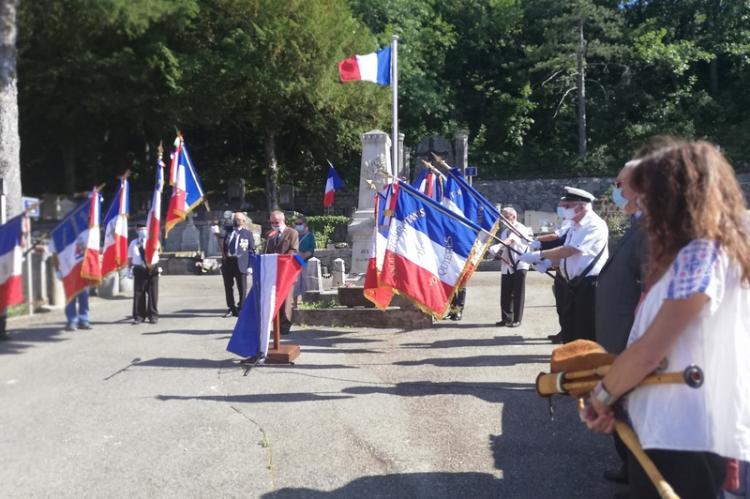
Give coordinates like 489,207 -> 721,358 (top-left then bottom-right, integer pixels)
137,230 -> 147,241
556,206 -> 577,220
273,223 -> 286,234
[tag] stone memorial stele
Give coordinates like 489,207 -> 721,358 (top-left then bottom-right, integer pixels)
332,258 -> 346,288
348,130 -> 393,276
305,257 -> 323,293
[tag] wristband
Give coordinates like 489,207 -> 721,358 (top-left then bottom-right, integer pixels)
592,380 -> 615,406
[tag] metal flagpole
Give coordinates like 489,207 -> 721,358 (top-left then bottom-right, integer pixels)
391,35 -> 399,178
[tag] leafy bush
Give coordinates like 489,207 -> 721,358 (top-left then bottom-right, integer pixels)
306,215 -> 350,249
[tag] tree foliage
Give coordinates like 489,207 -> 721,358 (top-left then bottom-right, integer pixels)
14,0 -> 750,202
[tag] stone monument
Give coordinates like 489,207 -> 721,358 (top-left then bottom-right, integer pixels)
347,130 -> 393,276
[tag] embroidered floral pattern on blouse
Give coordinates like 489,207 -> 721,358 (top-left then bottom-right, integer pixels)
666,239 -> 720,300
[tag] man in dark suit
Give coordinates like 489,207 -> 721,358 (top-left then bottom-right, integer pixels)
215,212 -> 255,317
595,160 -> 649,491
264,210 -> 299,334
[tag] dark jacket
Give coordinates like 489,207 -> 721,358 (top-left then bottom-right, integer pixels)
595,217 -> 648,353
264,227 -> 299,255
222,228 -> 255,274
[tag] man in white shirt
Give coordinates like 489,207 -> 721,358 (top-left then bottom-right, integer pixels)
521,187 -> 608,342
493,207 -> 533,327
128,223 -> 160,324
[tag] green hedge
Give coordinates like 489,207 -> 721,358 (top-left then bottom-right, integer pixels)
306,215 -> 350,249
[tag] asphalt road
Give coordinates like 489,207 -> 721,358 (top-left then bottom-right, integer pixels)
1,271 -> 620,498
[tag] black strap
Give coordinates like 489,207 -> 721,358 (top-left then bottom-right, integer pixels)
566,244 -> 606,287
138,245 -> 147,267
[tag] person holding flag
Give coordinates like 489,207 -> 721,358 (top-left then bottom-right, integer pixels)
323,162 -> 344,208
165,132 -> 208,237
49,188 -> 103,331
101,175 -> 129,277
0,214 -> 29,340
128,222 -> 160,324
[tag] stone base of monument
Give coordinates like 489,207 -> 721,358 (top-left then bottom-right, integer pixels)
297,287 -> 432,329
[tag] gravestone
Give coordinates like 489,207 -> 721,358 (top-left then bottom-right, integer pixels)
305,257 -> 323,293
331,258 -> 346,288
164,212 -> 201,252
348,130 -> 393,276
414,135 -> 453,180
227,178 -> 246,210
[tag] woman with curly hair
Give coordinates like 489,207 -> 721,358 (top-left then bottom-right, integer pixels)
582,139 -> 750,498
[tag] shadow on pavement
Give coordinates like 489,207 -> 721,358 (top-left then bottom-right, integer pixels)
402,335 -> 549,349
262,472 -> 501,498
141,329 -> 230,336
394,354 -> 549,368
155,392 -> 353,403
341,380 -> 534,404
490,391 -> 618,499
290,329 -> 380,349
0,326 -> 69,355
134,357 -> 234,369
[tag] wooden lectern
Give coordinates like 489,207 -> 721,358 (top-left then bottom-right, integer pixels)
265,314 -> 300,364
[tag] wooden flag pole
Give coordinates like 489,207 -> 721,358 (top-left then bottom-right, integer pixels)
265,309 -> 301,365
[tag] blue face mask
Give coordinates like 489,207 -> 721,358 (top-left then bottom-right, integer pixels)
611,187 -> 629,211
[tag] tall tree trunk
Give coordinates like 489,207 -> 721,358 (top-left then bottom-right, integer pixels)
63,142 -> 76,196
576,16 -> 587,156
0,0 -> 22,219
264,128 -> 280,212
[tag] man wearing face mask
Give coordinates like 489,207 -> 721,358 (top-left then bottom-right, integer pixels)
594,160 -> 649,490
128,222 -> 160,324
264,210 -> 299,334
216,212 -> 254,317
520,186 -> 608,343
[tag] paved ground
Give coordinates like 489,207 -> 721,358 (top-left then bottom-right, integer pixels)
1,271 -> 621,498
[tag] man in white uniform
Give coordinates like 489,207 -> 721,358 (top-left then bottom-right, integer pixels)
128,223 -> 160,324
521,187 -> 608,342
492,207 -> 533,327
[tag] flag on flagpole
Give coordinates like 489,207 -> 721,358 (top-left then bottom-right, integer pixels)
49,190 -> 103,302
226,254 -> 305,359
0,215 -> 28,312
145,154 -> 165,268
363,187 -> 396,310
379,181 -> 497,319
165,133 -> 207,237
338,46 -> 391,85
412,167 -> 445,202
323,163 -> 345,208
101,177 -> 130,277
80,188 -> 103,283
169,134 -> 183,186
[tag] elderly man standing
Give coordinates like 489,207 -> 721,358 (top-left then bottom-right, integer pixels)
214,212 -> 255,317
264,210 -> 299,335
521,187 -> 608,343
494,206 -> 533,327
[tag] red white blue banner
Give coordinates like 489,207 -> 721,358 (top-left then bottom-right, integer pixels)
101,178 -> 129,277
323,163 -> 344,208
166,134 -> 206,237
145,157 -> 165,267
227,254 -> 305,358
379,182 -> 497,318
0,215 -> 28,312
363,187 -> 395,310
338,47 -> 391,85
49,190 -> 103,302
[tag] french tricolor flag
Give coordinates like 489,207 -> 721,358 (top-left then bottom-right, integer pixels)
49,190 -> 103,302
0,215 -> 27,312
379,182 -> 496,319
227,254 -> 305,359
323,163 -> 344,208
145,156 -> 165,268
363,188 -> 395,310
101,177 -> 130,277
338,47 -> 391,85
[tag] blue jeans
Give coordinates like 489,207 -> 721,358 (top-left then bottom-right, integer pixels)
65,288 -> 90,326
